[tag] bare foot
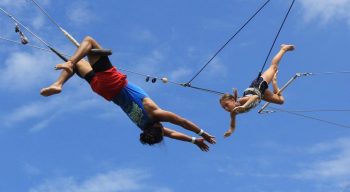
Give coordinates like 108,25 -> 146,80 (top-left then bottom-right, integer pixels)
55,61 -> 73,74
40,85 -> 62,97
281,44 -> 295,52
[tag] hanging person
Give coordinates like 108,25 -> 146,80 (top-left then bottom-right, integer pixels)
219,44 -> 295,138
40,36 -> 216,151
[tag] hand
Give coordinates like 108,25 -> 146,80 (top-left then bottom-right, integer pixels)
202,132 -> 216,144
233,106 -> 245,113
224,130 -> 233,138
194,138 -> 209,152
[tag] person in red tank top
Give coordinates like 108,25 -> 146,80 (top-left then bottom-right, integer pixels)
40,36 -> 216,152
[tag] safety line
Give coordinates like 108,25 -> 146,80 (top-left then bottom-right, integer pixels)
268,106 -> 350,129
187,0 -> 272,84
0,7 -> 68,61
258,0 -> 296,76
0,36 -> 49,52
258,72 -> 306,113
0,35 -> 224,95
29,0 -> 112,55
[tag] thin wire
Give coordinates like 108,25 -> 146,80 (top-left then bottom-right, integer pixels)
259,0 -> 296,75
28,0 -> 81,47
0,7 -> 68,61
277,109 -> 350,113
29,0 -> 61,29
0,36 -> 224,95
0,7 -> 50,47
308,71 -> 350,76
0,36 -> 49,52
187,0 -> 271,84
269,107 -> 350,129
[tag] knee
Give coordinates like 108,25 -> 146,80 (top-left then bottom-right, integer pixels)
83,36 -> 95,44
270,64 -> 278,73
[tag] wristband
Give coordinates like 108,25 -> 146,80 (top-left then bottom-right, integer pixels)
191,137 -> 196,144
198,129 -> 205,136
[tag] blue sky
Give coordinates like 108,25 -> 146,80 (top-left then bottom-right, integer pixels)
0,0 -> 350,191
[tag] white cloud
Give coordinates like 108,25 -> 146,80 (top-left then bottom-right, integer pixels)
0,92 -> 104,131
1,96 -> 66,127
66,1 -> 95,26
0,0 -> 26,8
299,0 -> 350,25
201,57 -> 228,80
131,28 -> 158,43
294,138 -> 350,180
29,169 -> 172,192
0,51 -> 57,91
169,68 -> 192,82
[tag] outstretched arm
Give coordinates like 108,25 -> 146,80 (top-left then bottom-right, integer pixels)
163,128 -> 209,152
224,112 -> 237,138
152,109 -> 216,144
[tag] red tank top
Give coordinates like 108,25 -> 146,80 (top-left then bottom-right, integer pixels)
89,67 -> 127,101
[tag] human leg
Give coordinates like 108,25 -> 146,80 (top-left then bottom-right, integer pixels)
262,89 -> 284,104
261,44 -> 294,84
40,59 -> 93,96
55,36 -> 104,74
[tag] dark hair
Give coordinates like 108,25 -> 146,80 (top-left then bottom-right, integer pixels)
140,122 -> 164,145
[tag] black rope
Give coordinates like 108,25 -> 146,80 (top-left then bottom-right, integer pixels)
269,107 -> 350,129
187,0 -> 272,84
258,0 -> 296,77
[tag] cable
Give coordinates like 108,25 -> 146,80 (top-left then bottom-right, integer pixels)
306,71 -> 350,76
0,35 -> 224,95
28,0 -> 112,55
0,7 -> 68,61
258,0 -> 296,76
269,107 -> 350,129
275,109 -> 350,113
187,0 -> 272,84
0,36 -> 49,52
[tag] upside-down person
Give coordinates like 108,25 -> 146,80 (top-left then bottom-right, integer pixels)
40,36 -> 216,151
219,44 -> 295,138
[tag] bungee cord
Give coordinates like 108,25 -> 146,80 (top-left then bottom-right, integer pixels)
187,0 -> 272,85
